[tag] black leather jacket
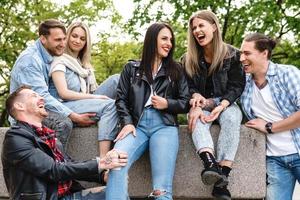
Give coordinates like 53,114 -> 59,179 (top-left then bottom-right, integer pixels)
185,45 -> 246,104
1,122 -> 100,200
116,61 -> 190,127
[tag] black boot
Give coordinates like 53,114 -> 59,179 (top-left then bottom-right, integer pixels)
199,151 -> 223,185
212,166 -> 231,200
212,185 -> 231,200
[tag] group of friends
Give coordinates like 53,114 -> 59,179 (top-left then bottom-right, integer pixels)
1,9 -> 300,200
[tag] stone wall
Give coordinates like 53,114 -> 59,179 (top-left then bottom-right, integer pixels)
0,125 -> 266,199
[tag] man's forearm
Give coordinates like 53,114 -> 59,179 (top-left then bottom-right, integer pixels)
272,111 -> 300,133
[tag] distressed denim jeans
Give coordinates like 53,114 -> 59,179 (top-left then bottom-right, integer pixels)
192,103 -> 242,161
266,153 -> 300,200
106,108 -> 179,200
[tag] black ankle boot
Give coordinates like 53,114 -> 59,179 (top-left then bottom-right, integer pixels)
212,166 -> 232,199
212,184 -> 231,200
199,152 -> 223,185
214,166 -> 231,187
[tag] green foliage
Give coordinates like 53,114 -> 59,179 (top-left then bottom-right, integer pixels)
127,0 -> 300,66
273,41 -> 300,67
92,36 -> 142,83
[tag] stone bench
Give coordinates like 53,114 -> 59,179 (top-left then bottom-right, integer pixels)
0,125 -> 266,199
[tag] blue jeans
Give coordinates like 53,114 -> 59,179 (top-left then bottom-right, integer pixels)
192,103 -> 242,161
63,98 -> 118,141
63,74 -> 120,141
266,153 -> 300,200
59,187 -> 105,200
94,74 -> 120,99
106,108 -> 179,200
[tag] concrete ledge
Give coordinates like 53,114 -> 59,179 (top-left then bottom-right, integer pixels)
0,125 -> 266,199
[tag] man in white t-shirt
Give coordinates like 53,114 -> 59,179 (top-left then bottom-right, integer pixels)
240,33 -> 300,200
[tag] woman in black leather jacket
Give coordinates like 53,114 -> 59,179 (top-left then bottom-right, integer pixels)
106,22 -> 190,200
182,10 -> 245,200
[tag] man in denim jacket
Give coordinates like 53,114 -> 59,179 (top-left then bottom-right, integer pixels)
240,33 -> 300,200
10,19 -> 97,147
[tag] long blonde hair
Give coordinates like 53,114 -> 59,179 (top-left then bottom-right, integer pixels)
65,22 -> 92,69
185,10 -> 228,77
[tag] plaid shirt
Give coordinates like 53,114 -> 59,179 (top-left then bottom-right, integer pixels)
240,61 -> 300,154
30,123 -> 72,197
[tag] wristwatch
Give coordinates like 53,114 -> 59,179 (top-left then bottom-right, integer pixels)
265,122 -> 273,134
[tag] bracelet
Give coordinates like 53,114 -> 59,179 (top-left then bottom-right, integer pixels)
95,156 -> 102,173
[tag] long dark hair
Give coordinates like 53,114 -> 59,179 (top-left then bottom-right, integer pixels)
140,22 -> 180,84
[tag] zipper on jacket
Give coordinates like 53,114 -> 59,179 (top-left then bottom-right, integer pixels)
164,76 -> 172,98
136,109 -> 145,127
136,76 -> 151,126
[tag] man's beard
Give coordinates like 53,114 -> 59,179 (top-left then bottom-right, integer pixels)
47,47 -> 64,57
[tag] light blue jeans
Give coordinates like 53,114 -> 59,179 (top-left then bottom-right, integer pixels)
192,103 -> 242,161
63,74 -> 120,141
266,153 -> 300,200
94,74 -> 120,99
106,108 -> 179,200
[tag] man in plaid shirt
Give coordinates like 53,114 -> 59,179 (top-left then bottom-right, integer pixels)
2,86 -> 128,200
240,33 -> 300,200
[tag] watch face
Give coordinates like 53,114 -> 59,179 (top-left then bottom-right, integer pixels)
265,122 -> 273,134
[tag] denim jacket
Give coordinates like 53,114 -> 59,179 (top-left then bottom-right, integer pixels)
10,39 -> 72,117
240,61 -> 300,154
185,45 -> 246,105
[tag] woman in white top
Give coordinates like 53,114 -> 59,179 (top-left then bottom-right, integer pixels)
49,22 -> 119,183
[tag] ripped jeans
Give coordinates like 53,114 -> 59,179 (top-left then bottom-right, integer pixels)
106,108 -> 179,200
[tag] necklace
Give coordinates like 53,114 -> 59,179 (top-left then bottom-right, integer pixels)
255,79 -> 268,89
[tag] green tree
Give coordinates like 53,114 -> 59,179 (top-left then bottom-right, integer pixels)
92,34 -> 142,83
0,0 -> 119,126
126,0 -> 300,65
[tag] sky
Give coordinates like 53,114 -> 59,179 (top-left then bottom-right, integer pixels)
113,0 -> 134,21
90,0 -> 135,43
51,0 -> 135,43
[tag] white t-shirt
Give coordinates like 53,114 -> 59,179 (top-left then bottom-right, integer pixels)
51,64 -> 66,73
144,64 -> 162,107
251,84 -> 297,156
